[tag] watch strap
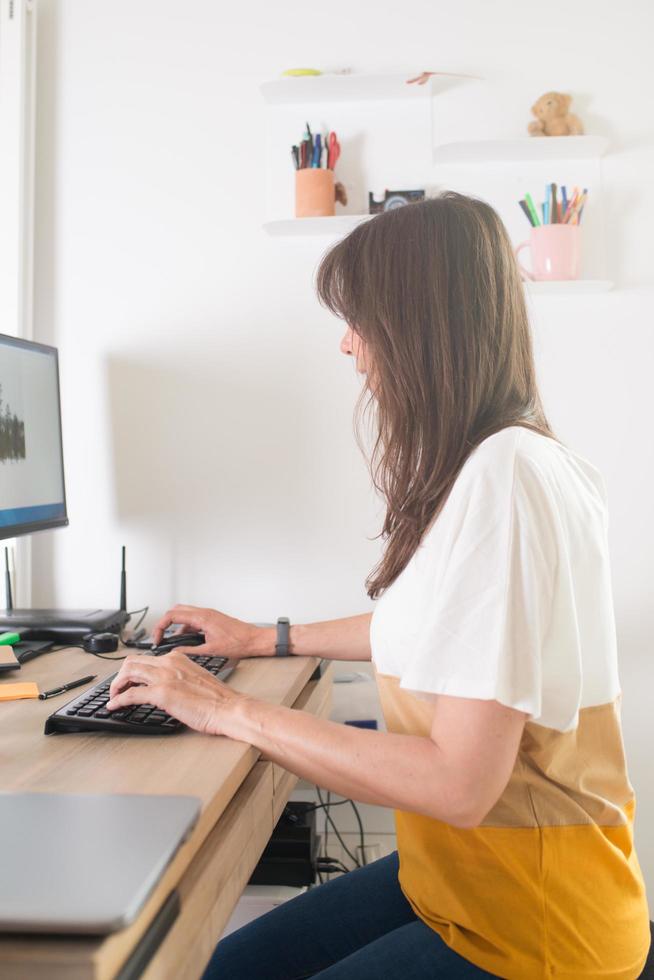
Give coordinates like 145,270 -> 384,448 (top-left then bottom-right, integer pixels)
275,617 -> 290,657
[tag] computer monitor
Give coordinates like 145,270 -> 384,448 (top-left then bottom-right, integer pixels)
0,332 -> 68,541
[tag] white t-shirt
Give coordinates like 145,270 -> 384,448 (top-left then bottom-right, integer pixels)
370,426 -> 621,732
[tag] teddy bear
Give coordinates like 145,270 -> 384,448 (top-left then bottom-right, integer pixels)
528,92 -> 584,136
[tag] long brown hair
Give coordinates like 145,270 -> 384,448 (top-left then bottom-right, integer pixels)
316,192 -> 553,599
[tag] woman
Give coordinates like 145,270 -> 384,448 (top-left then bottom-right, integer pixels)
107,194 -> 650,978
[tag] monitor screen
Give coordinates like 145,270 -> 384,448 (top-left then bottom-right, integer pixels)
0,333 -> 68,540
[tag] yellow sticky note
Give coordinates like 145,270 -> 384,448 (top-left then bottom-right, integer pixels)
0,682 -> 39,701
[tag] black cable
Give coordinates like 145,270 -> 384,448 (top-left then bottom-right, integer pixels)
316,787 -> 361,869
317,863 -> 348,876
119,606 -> 149,644
317,856 -> 350,875
350,800 -> 366,866
305,798 -> 353,815
49,644 -> 128,662
312,791 -> 368,867
322,790 -> 330,861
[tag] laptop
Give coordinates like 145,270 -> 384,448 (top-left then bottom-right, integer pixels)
0,792 -> 200,934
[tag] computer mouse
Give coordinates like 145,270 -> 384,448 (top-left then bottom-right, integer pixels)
83,632 -> 119,654
152,631 -> 205,653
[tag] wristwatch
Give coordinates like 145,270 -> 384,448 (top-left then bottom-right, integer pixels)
275,617 -> 291,657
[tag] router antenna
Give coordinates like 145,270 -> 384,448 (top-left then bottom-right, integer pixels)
120,545 -> 127,613
4,547 -> 13,612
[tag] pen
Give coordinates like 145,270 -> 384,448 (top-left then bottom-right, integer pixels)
39,674 -> 97,700
550,183 -> 558,224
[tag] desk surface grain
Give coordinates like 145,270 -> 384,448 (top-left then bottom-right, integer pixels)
0,646 -> 323,980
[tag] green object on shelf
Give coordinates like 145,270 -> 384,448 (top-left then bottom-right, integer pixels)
524,193 -> 541,227
0,631 -> 21,646
281,68 -> 322,77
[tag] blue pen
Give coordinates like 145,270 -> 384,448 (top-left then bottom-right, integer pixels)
561,185 -> 568,214
311,133 -> 322,168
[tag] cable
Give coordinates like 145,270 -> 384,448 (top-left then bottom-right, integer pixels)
317,856 -> 350,875
350,799 -> 366,866
49,644 -> 128,662
305,798 -> 353,815
317,862 -> 348,876
316,787 -> 361,869
312,790 -> 368,867
119,606 -> 149,644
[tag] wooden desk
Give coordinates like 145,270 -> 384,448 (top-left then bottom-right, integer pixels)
0,647 -> 332,979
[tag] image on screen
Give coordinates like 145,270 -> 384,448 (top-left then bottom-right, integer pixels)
0,333 -> 68,540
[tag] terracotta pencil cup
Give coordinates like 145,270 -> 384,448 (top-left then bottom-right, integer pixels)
295,169 -> 335,218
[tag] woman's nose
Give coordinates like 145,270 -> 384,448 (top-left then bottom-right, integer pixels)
340,330 -> 353,356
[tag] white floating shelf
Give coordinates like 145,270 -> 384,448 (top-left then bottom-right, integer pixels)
524,279 -> 613,294
434,135 -> 609,164
263,214 -> 372,236
261,73 -> 458,104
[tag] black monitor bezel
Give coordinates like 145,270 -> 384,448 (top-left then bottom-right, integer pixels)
0,332 -> 69,541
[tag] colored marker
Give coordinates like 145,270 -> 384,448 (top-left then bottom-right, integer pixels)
524,193 -> 541,227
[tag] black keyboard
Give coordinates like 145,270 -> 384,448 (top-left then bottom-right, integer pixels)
44,655 -> 235,736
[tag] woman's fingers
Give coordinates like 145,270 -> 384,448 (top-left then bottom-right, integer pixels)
109,651 -> 216,701
107,682 -> 166,712
152,606 -> 207,645
109,656 -> 162,698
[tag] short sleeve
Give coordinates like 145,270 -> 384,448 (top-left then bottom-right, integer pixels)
399,445 -> 561,721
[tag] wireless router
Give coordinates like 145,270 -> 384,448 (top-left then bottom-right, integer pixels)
0,546 -> 130,643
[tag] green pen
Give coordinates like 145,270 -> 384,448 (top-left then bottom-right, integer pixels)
0,631 -> 21,646
524,193 -> 541,227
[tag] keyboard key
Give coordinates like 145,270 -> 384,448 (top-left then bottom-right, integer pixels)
77,708 -> 95,716
94,709 -> 111,718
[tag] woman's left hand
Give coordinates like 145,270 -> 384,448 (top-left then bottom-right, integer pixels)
107,651 -> 249,736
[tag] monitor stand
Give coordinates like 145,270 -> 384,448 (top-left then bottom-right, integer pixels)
1,546 -> 130,643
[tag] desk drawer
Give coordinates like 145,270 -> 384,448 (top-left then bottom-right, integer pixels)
141,760 -> 274,980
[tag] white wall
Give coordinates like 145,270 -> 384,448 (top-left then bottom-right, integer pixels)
32,0 -> 654,891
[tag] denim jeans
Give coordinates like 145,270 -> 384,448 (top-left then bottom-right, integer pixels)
202,852 -> 499,979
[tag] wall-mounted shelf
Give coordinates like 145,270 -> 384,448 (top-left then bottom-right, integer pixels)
524,279 -> 613,294
260,73 -> 454,105
263,215 -> 372,236
433,135 -> 609,164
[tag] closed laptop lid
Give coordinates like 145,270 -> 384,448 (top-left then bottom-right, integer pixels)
0,792 -> 200,934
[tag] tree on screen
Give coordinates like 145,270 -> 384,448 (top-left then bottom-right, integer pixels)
0,384 -> 26,462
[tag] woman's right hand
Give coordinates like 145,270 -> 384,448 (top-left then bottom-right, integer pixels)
151,605 -> 275,659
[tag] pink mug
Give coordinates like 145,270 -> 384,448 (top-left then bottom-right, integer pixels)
515,225 -> 581,281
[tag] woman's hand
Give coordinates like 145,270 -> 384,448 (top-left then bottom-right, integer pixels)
152,605 -> 274,659
106,651 -> 250,736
